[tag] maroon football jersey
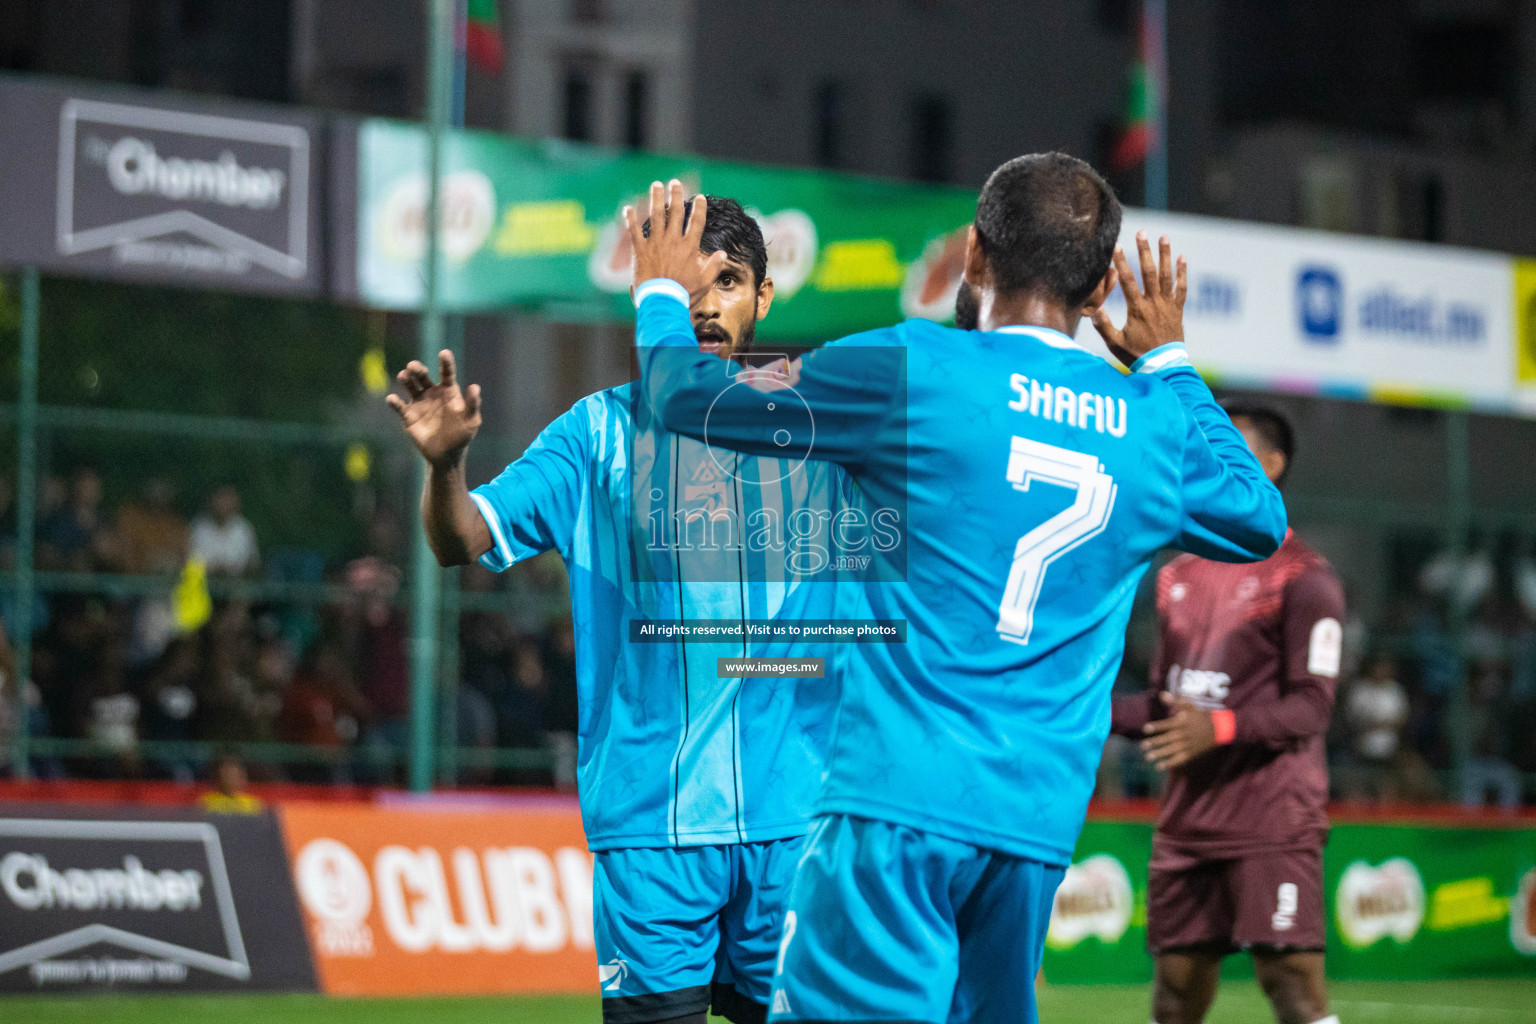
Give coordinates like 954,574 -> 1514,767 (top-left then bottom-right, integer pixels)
1112,531 -> 1345,860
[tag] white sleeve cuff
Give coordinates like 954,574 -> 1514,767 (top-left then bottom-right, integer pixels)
1130,342 -> 1191,374
469,491 -> 515,571
633,278 -> 690,309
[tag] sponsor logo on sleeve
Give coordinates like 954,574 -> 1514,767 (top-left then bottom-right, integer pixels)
1046,854 -> 1135,949
1335,858 -> 1425,949
1307,617 -> 1343,678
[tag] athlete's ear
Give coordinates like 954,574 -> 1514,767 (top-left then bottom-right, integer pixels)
1085,263 -> 1116,310
962,225 -> 987,290
754,276 -> 776,322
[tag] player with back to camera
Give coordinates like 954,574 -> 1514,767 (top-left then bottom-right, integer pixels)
388,196 -> 855,1024
1111,402 -> 1345,1024
625,160 -> 1288,1024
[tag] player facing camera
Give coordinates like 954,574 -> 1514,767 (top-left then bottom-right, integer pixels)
638,194 -> 773,360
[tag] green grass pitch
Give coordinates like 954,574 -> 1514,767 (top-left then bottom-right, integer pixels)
6,980 -> 1535,1024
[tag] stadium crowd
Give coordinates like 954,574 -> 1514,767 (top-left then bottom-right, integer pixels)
0,466 -> 578,788
0,465 -> 1531,807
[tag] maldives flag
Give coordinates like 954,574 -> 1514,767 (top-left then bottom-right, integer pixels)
1109,13 -> 1155,173
465,0 -> 505,74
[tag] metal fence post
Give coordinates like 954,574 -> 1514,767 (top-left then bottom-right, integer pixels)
10,268 -> 39,779
1444,410 -> 1472,800
409,0 -> 456,793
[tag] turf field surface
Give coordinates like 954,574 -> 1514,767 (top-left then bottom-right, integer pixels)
6,979 -> 1535,1024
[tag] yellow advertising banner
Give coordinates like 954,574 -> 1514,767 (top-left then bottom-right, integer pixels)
1514,258 -> 1536,386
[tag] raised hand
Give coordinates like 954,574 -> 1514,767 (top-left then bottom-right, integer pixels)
1090,230 -> 1188,368
386,350 -> 482,468
623,179 -> 726,304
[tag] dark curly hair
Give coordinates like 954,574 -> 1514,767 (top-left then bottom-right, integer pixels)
1219,398 -> 1296,485
642,194 -> 768,287
974,152 -> 1121,307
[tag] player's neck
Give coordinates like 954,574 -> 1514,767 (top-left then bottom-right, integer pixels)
978,290 -> 1076,337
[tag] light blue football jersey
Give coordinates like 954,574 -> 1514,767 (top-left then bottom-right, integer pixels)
635,280 -> 1287,866
471,381 -> 853,850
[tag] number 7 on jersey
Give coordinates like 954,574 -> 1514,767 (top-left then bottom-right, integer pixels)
996,436 -> 1117,645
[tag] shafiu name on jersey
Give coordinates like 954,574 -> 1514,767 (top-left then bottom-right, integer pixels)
1008,373 -> 1130,436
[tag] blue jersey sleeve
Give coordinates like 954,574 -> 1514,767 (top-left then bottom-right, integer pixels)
634,281 -> 902,469
1132,343 -> 1288,562
469,403 -> 587,571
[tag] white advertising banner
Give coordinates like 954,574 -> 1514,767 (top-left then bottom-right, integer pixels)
1072,210 -> 1522,414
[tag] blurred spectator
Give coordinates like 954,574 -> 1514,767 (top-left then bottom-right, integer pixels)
138,636 -> 200,782
190,485 -> 259,576
249,629 -> 296,745
117,476 -> 189,575
1419,544 -> 1495,615
0,619 -> 48,775
198,750 -> 264,814
341,557 -> 409,774
34,597 -> 110,739
73,629 -> 140,779
542,617 -> 580,792
498,639 -> 550,749
277,641 -> 368,784
0,473 -> 17,569
1340,656 -> 1410,801
39,468 -> 115,571
1462,659 -> 1522,810
196,602 -> 264,743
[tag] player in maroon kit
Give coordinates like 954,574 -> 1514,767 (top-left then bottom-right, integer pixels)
1111,401 -> 1345,1024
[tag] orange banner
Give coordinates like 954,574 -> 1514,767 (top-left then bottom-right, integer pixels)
276,799 -> 595,996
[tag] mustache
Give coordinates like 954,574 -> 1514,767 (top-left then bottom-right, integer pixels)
694,323 -> 731,342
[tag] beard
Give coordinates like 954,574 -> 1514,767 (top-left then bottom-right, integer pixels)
695,318 -> 755,357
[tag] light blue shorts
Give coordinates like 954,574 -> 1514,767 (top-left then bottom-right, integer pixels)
595,836 -> 803,1024
769,814 -> 1064,1024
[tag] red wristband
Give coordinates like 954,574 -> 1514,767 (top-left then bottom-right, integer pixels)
1211,709 -> 1237,745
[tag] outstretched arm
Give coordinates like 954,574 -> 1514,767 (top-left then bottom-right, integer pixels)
387,350 -> 492,567
626,181 -> 902,467
1093,234 -> 1286,562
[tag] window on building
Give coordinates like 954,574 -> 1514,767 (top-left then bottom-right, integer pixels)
624,71 -> 648,149
814,80 -> 844,168
1411,19 -> 1511,105
908,94 -> 954,183
1096,0 -> 1135,35
563,65 -> 593,142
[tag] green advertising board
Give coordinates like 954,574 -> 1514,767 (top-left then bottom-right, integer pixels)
354,119 -> 978,339
1042,819 -> 1536,983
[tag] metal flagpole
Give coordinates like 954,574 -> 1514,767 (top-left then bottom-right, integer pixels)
410,0 -> 456,792
11,268 -> 39,779
438,0 -> 470,789
1143,0 -> 1169,211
